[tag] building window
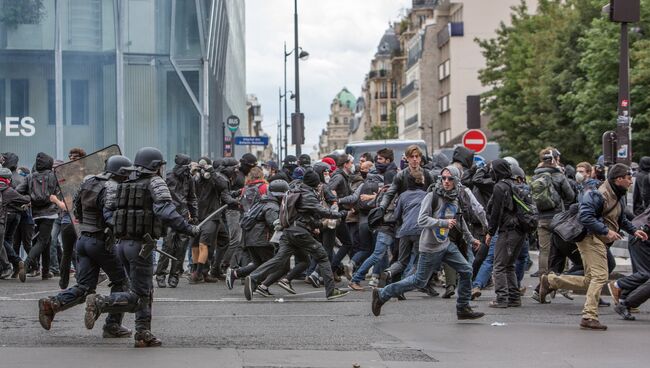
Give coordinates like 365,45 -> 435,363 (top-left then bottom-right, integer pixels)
70,80 -> 89,125
0,79 -> 5,118
344,117 -> 348,124
438,95 -> 450,113
10,79 -> 29,117
446,128 -> 451,143
334,117 -> 339,124
438,59 -> 450,81
439,131 -> 445,146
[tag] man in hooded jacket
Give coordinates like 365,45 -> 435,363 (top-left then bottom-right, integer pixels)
633,156 -> 650,216
372,166 -> 483,320
155,154 -> 198,288
540,163 -> 648,330
16,152 -> 60,279
485,159 -> 527,308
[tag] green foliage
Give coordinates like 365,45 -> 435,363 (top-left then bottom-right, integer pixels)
478,0 -> 650,171
0,0 -> 45,29
365,110 -> 398,140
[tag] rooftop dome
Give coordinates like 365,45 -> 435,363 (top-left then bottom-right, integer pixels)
336,87 -> 356,110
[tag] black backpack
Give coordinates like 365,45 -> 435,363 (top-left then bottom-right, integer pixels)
240,182 -> 264,213
509,182 -> 539,233
29,171 -> 56,207
240,199 -> 274,231
279,188 -> 301,229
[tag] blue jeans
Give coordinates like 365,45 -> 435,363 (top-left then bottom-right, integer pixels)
473,233 -> 498,289
379,244 -> 472,310
515,239 -> 530,286
49,217 -> 62,273
351,232 -> 393,283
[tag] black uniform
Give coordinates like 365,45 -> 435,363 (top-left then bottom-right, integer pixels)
246,179 -> 346,300
86,169 -> 196,346
37,174 -> 130,335
155,162 -> 198,287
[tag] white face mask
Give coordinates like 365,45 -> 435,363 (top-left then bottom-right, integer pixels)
575,172 -> 585,184
263,168 -> 269,178
348,164 -> 355,174
324,174 -> 331,183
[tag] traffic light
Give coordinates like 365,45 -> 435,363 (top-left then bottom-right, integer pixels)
609,0 -> 640,23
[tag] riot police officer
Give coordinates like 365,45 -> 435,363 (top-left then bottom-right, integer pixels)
37,155 -> 133,338
84,147 -> 200,348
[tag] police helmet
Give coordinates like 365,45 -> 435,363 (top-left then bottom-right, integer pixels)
134,147 -> 166,173
0,167 -> 12,179
268,179 -> 289,197
105,155 -> 133,177
503,156 -> 519,168
174,153 -> 191,166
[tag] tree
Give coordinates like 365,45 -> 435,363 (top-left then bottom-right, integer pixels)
365,110 -> 398,140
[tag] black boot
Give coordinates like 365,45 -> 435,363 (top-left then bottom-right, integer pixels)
134,330 -> 162,348
167,274 -> 179,288
457,306 -> 485,320
155,275 -> 166,288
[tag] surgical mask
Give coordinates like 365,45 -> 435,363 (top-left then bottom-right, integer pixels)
576,172 -> 585,184
324,174 -> 331,183
263,168 -> 270,178
349,164 -> 355,174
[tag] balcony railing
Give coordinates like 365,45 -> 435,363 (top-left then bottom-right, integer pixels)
401,81 -> 417,98
438,22 -> 464,48
405,114 -> 418,127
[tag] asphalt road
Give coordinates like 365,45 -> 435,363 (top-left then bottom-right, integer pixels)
1,253 -> 649,368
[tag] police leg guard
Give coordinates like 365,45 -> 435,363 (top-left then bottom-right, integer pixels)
134,330 -> 162,348
85,293 -> 138,330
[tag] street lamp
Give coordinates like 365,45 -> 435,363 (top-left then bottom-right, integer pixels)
292,0 -> 307,156
284,39 -> 308,157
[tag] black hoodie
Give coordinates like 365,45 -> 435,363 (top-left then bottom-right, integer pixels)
633,156 -> 650,215
16,152 -> 59,219
452,146 -> 475,170
486,159 -> 517,236
1,152 -> 24,188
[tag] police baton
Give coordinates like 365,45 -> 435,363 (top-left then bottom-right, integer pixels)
196,205 -> 228,229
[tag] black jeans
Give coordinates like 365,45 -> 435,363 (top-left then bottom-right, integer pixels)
26,218 -> 55,273
156,230 -> 191,277
386,234 -> 420,280
236,246 -> 275,278
494,228 -> 525,303
251,226 -> 336,297
617,272 -> 650,308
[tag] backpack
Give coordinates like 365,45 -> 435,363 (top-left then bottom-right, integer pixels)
29,171 -> 55,207
510,182 -> 539,233
530,172 -> 561,211
240,182 -> 264,213
279,188 -> 301,229
239,199 -> 268,231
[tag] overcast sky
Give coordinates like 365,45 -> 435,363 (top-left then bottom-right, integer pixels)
245,0 -> 411,157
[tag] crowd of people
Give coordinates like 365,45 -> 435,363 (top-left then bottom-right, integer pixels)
2,143 -> 650,347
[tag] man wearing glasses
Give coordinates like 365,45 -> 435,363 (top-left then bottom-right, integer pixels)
540,163 -> 648,330
372,165 -> 484,320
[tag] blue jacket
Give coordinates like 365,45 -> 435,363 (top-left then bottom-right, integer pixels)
579,184 -> 636,238
394,189 -> 427,238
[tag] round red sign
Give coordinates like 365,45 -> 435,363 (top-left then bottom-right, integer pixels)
462,129 -> 487,153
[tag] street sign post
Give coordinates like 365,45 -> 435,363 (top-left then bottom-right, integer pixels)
235,136 -> 270,146
226,115 -> 240,132
462,129 -> 487,153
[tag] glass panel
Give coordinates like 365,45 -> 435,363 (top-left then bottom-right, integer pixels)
62,52 -> 117,154
123,56 -> 200,163
173,0 -> 201,58
10,79 -> 28,116
0,52 -> 55,160
0,79 -> 5,118
62,0 -> 115,52
125,0 -> 171,54
47,79 -> 54,124
0,0 -> 56,50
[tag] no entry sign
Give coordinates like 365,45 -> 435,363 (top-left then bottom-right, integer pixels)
462,129 -> 487,153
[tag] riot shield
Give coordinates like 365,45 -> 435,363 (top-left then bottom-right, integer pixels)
54,144 -> 122,230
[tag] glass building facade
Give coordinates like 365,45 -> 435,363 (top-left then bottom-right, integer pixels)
0,0 -> 246,163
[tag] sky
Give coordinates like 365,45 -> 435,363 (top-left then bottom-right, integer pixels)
245,0 -> 412,157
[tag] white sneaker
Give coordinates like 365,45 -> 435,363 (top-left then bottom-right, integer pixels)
368,276 -> 379,288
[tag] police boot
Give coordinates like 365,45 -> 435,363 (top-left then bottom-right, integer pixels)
155,274 -> 166,288
134,330 -> 162,348
38,297 -> 62,330
85,294 -> 136,330
167,274 -> 179,288
102,324 -> 133,338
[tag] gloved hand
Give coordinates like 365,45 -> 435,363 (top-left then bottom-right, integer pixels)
189,217 -> 199,225
188,225 -> 201,237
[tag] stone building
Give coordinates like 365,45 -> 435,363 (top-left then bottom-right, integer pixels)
318,88 -> 355,157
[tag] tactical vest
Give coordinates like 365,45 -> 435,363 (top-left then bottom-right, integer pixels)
79,176 -> 108,233
113,178 -> 163,239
